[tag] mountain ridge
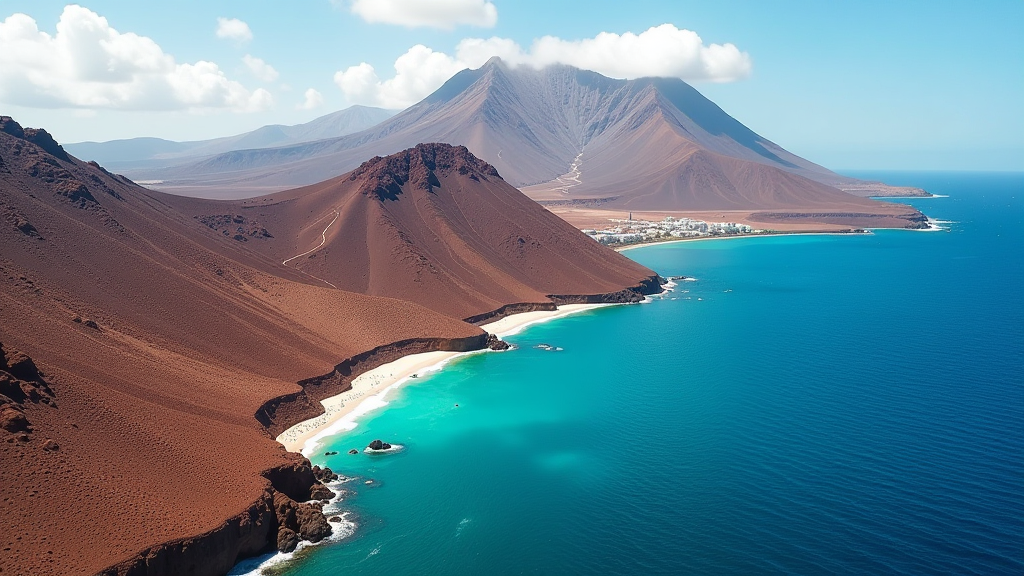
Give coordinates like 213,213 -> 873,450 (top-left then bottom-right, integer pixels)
129,59 -> 927,214
64,105 -> 396,170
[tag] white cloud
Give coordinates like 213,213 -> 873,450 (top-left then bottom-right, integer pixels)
334,24 -> 752,108
243,54 -> 279,82
456,25 -> 754,82
334,45 -> 465,109
0,6 -> 272,112
298,88 -> 324,110
215,17 -> 252,42
350,0 -> 496,30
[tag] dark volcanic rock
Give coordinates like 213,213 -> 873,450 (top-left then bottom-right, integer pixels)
1,406 -> 29,432
0,116 -> 26,139
367,439 -> 392,451
24,127 -> 72,162
0,373 -> 26,403
295,502 -> 332,543
276,527 -> 299,553
309,483 -> 335,501
271,487 -> 333,548
5,350 -> 41,382
348,449 -> 358,454
312,465 -> 338,483
485,333 -> 510,351
0,344 -> 56,436
272,491 -> 297,529
351,143 -> 500,201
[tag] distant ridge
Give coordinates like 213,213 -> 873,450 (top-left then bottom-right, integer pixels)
64,105 -> 396,170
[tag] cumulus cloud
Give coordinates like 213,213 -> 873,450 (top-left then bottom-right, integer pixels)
215,17 -> 252,42
298,88 -> 324,110
334,24 -> 751,108
243,54 -> 278,82
0,6 -> 272,111
350,0 -> 497,30
334,45 -> 465,109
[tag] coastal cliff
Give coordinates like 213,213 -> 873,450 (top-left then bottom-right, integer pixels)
462,274 -> 664,325
97,287 -> 657,575
96,455 -> 333,576
256,334 -> 490,437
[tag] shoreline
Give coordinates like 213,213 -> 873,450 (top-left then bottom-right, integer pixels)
614,231 -> 870,253
276,303 -> 614,456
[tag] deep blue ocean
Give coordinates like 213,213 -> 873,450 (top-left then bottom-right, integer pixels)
262,172 -> 1023,575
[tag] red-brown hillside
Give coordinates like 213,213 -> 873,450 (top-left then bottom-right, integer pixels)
0,119 -> 659,576
167,143 -> 661,321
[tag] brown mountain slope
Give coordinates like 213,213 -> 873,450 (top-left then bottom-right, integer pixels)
134,59 -> 926,214
523,102 -> 926,227
0,119 -> 659,576
164,143 -> 661,321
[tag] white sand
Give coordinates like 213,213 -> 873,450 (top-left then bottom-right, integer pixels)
277,303 -> 610,455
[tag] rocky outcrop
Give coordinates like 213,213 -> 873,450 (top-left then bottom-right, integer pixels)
485,334 -> 511,351
367,439 -> 392,451
309,483 -> 336,502
0,342 -> 56,440
463,302 -> 557,325
461,276 -> 663,325
548,273 -> 664,304
196,214 -> 273,241
351,143 -> 501,201
255,334 -> 488,437
99,489 -> 277,576
100,454 -> 336,574
272,492 -> 331,551
312,465 -> 338,483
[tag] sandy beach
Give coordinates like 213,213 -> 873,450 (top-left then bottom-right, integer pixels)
277,304 -> 612,455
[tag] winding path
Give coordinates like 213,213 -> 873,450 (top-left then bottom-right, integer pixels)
281,210 -> 340,289
555,151 -> 584,194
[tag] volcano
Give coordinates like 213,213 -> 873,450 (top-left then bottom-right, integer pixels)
135,59 -> 927,229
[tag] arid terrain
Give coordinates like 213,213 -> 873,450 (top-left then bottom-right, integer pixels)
0,118 -> 659,576
115,59 -> 928,232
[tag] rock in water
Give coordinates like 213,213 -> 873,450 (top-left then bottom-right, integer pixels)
486,333 -> 511,351
367,439 -> 392,451
348,449 -> 358,455
295,503 -> 332,542
309,483 -> 335,501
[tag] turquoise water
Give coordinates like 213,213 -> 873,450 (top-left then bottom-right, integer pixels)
282,172 -> 1023,575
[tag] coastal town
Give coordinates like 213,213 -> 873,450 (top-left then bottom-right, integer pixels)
582,214 -> 764,246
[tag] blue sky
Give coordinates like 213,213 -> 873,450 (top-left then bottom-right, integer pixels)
0,0 -> 1020,170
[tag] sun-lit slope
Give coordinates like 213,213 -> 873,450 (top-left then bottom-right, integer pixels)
536,96 -> 921,216
171,143 -> 661,321
139,59 -> 925,218
0,118 -> 481,575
